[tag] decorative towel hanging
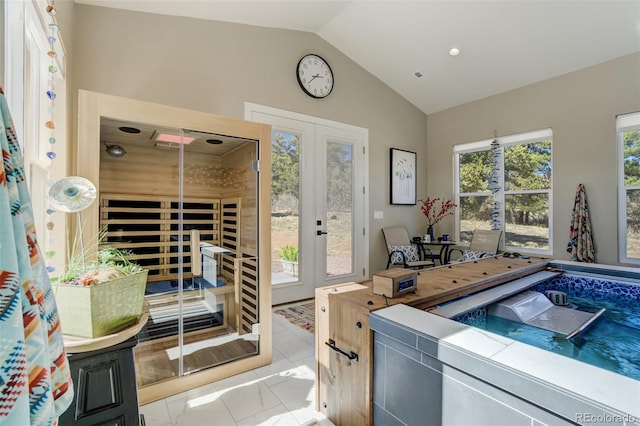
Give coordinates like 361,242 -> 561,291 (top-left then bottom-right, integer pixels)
567,183 -> 595,263
0,87 -> 74,425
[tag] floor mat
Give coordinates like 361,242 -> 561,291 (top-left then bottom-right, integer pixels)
274,301 -> 315,334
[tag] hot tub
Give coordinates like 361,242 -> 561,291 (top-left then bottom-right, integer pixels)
442,261 -> 640,381
369,260 -> 640,426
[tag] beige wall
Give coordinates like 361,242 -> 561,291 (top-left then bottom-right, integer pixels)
71,4 -> 428,273
427,52 -> 640,265
69,4 -> 639,270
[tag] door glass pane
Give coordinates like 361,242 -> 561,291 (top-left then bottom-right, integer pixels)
271,131 -> 301,285
326,141 -> 353,276
504,193 -> 549,250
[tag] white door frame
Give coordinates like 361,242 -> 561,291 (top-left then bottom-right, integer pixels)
245,103 -> 369,305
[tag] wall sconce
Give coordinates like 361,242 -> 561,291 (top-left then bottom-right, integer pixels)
103,141 -> 126,158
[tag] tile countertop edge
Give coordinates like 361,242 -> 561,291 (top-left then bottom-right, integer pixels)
370,304 -> 640,420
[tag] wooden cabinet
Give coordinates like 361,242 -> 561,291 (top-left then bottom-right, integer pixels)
60,337 -> 140,426
316,283 -> 377,426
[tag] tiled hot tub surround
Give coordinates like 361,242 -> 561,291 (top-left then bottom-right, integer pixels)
453,272 -> 640,324
533,273 -> 640,305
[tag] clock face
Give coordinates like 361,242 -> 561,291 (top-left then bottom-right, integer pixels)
296,54 -> 334,99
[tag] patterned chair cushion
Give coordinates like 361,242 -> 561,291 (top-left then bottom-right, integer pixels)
459,249 -> 495,262
388,245 -> 420,264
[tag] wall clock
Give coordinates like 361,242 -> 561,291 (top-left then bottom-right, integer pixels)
296,54 -> 334,99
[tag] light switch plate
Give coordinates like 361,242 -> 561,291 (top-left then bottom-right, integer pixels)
374,211 -> 384,219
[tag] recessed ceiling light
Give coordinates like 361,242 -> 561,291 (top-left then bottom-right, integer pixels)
119,126 -> 141,134
449,48 -> 461,56
206,139 -> 224,145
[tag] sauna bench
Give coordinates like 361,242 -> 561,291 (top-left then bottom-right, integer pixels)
315,255 -> 550,426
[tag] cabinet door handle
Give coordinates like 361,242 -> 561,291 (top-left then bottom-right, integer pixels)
317,230 -> 328,235
325,339 -> 358,362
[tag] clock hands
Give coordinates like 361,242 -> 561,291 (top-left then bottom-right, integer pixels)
308,73 -> 325,84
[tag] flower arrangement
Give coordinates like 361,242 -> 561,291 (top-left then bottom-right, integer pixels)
418,197 -> 457,226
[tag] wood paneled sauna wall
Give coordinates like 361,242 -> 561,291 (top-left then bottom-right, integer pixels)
98,142 -> 257,267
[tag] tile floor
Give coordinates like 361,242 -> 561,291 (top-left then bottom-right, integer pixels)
139,305 -> 334,426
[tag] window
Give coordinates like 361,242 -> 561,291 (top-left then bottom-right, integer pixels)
6,1 -> 67,274
617,112 -> 640,264
454,129 -> 552,254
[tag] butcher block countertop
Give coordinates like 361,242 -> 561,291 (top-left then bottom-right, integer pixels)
338,255 -> 550,312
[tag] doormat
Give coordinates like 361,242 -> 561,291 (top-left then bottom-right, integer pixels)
274,301 -> 315,334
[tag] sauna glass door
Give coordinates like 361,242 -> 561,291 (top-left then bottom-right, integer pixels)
98,119 -> 261,388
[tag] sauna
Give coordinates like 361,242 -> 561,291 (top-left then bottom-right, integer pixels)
75,90 -> 272,403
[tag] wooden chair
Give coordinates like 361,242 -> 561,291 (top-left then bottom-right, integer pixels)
382,226 -> 435,269
448,229 -> 503,262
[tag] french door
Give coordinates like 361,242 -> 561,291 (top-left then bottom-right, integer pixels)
246,104 -> 369,305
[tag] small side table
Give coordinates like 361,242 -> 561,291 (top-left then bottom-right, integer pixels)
60,313 -> 148,426
416,241 -> 457,265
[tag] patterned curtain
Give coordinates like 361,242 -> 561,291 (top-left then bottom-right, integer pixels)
0,88 -> 73,425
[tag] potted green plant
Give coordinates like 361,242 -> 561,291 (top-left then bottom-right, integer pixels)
279,245 -> 299,277
51,244 -> 148,338
47,176 -> 148,338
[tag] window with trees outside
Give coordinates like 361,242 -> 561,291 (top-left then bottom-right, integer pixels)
617,111 -> 640,264
454,129 -> 552,254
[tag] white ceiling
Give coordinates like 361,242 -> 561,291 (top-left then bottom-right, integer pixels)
75,0 -> 640,114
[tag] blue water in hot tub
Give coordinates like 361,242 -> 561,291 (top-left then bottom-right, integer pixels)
455,274 -> 640,381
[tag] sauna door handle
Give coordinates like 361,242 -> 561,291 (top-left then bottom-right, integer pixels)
326,339 -> 358,362
191,229 -> 201,276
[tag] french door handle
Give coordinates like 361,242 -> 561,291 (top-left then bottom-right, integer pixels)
317,230 -> 328,235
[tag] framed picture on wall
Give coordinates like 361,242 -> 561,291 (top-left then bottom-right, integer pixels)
390,148 -> 416,205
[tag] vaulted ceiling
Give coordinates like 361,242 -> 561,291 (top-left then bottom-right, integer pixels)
75,0 -> 640,114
